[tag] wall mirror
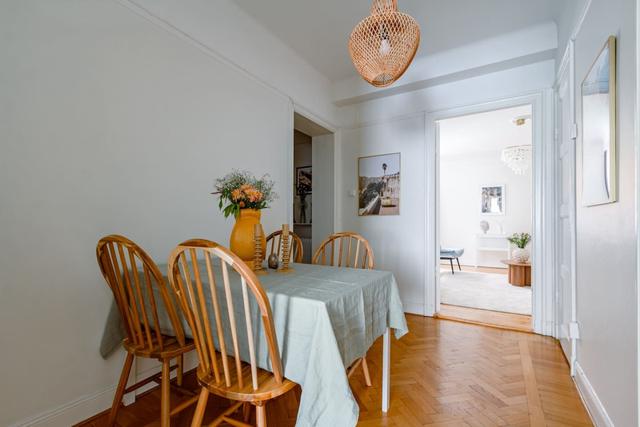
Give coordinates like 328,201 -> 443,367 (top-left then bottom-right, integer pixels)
581,36 -> 616,206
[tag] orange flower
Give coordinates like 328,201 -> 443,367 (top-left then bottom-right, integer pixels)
231,189 -> 242,201
239,201 -> 245,208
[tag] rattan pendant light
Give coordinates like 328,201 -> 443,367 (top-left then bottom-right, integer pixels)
349,0 -> 420,87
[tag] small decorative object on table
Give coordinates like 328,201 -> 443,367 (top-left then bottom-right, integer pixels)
252,224 -> 267,275
267,253 -> 279,270
212,170 -> 276,262
479,220 -> 489,234
278,224 -> 293,273
507,232 -> 531,263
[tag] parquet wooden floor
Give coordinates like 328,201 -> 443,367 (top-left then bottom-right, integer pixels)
76,315 -> 592,427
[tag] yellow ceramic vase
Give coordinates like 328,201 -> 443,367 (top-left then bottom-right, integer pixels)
230,209 -> 266,262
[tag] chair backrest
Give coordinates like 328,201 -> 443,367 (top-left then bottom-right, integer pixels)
265,230 -> 303,263
312,231 -> 375,269
96,235 -> 187,352
168,239 -> 283,390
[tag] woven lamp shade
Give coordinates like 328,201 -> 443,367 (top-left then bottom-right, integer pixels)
349,0 -> 420,87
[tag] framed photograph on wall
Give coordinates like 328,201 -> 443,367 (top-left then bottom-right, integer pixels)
358,152 -> 400,216
582,36 -> 617,206
480,184 -> 505,215
295,166 -> 312,224
296,166 -> 312,195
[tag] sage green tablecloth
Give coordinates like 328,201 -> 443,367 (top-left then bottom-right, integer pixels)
100,262 -> 408,427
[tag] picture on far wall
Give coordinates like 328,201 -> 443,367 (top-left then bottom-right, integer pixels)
295,166 -> 312,224
480,184 -> 505,215
358,152 -> 400,216
582,36 -> 617,206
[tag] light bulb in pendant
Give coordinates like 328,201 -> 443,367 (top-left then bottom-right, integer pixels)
380,38 -> 391,56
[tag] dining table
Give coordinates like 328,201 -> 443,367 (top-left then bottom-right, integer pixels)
100,261 -> 408,427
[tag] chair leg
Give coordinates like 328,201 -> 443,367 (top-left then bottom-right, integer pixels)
161,359 -> 171,427
456,257 -> 462,271
450,258 -> 454,274
191,388 -> 209,427
108,352 -> 134,427
361,357 -> 372,387
256,404 -> 267,427
176,354 -> 184,386
242,402 -> 251,423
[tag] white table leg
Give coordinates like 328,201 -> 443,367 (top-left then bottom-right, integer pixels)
382,327 -> 390,412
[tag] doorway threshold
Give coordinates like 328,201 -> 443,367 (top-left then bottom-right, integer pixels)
435,304 -> 533,333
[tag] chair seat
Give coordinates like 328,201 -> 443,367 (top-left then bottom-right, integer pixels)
440,248 -> 464,258
123,335 -> 195,359
197,362 -> 297,403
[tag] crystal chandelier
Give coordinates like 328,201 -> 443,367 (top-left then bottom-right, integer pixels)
501,145 -> 532,175
348,0 -> 420,87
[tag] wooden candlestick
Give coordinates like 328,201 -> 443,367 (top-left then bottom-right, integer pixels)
278,224 -> 293,273
252,224 -> 266,275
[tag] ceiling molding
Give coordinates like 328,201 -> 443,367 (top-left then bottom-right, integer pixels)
335,49 -> 556,107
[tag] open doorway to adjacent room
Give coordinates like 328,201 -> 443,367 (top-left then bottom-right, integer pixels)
436,105 -> 533,331
292,112 -> 335,263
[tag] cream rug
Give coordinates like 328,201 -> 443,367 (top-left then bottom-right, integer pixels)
440,270 -> 532,315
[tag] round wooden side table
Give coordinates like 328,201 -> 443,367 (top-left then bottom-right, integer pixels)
500,259 -> 531,287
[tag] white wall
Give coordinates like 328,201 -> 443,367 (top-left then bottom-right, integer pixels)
440,153 -> 532,267
352,60 -> 555,125
340,116 -> 426,315
569,0 -> 638,424
0,1 -> 330,425
127,0 -> 342,128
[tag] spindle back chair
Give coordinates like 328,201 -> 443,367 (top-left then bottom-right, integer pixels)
312,231 -> 375,270
312,231 -> 375,387
168,239 -> 296,427
265,230 -> 303,264
96,235 -> 197,427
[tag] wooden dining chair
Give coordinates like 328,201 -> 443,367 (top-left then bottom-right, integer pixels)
96,235 -> 198,427
168,239 -> 297,427
312,231 -> 375,386
265,230 -> 304,263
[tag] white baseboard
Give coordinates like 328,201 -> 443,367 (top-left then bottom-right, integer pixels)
8,384 -> 118,427
574,362 -> 614,427
9,356 -> 199,427
403,303 -> 426,316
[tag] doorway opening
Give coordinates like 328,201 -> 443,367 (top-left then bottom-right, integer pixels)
292,112 -> 334,263
436,105 -> 534,332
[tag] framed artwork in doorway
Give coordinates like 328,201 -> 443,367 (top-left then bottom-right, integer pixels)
480,184 -> 505,215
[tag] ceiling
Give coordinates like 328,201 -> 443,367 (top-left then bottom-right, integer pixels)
232,0 -> 561,82
439,105 -> 532,158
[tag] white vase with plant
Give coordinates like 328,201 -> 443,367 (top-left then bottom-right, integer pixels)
508,232 -> 531,263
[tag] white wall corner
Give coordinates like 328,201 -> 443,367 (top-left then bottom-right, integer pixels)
574,363 -> 615,427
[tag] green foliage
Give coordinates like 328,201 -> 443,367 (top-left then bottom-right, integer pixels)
507,232 -> 531,249
213,170 -> 277,218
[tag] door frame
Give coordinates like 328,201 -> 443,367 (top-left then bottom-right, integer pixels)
555,40 -> 579,375
636,0 -> 640,417
425,90 -> 557,336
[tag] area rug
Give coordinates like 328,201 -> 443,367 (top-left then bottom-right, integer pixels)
440,270 -> 532,315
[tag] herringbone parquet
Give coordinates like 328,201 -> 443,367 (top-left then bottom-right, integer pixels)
77,315 -> 592,427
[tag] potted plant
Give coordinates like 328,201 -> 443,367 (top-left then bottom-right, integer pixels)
213,170 -> 276,262
507,232 -> 531,263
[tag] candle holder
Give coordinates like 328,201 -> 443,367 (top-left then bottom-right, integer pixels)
278,224 -> 294,273
252,224 -> 267,275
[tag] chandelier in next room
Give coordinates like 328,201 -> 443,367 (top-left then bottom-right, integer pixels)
348,0 -> 420,87
501,145 -> 532,175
